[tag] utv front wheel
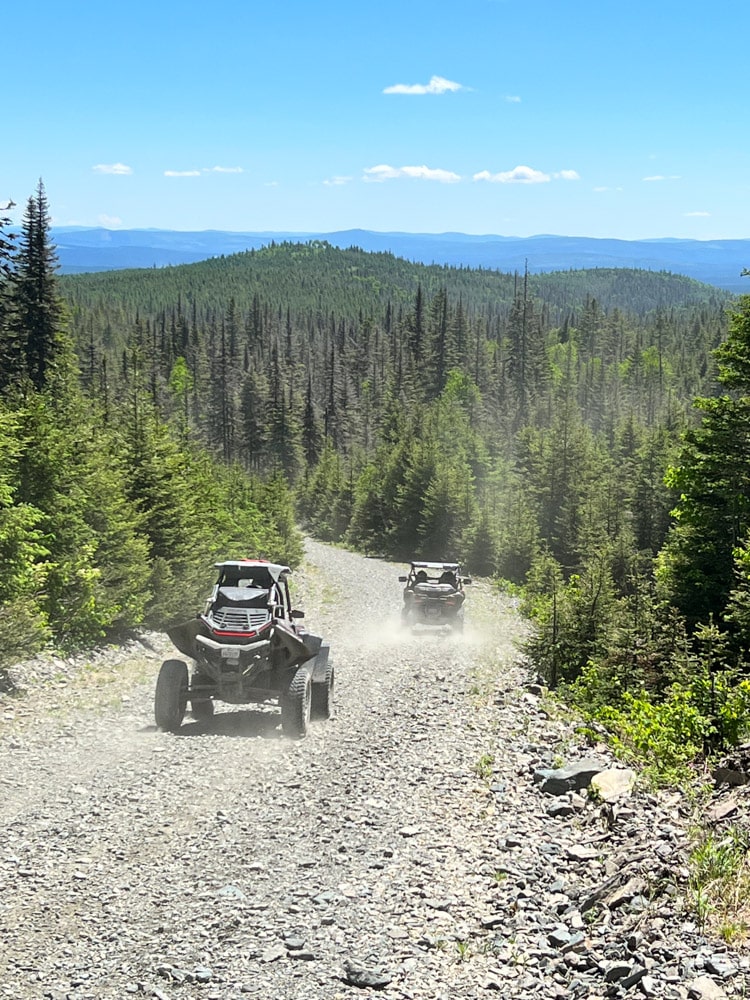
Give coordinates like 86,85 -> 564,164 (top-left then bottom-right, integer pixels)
155,659 -> 188,732
281,667 -> 312,739
311,662 -> 335,721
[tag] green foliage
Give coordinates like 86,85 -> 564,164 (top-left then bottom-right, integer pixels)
523,547 -> 619,687
473,752 -> 495,780
536,582 -> 750,782
725,539 -> 750,648
9,181 -> 75,393
251,471 -> 304,568
564,645 -> 750,785
419,459 -> 475,559
587,686 -> 710,782
658,295 -> 750,628
464,508 -> 502,577
124,411 -> 303,627
297,440 -> 350,542
0,405 -> 51,670
688,827 -> 750,938
11,393 -> 151,646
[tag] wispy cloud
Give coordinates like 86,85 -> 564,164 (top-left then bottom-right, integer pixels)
98,214 -> 122,226
164,166 -> 243,177
364,164 -> 461,183
323,175 -> 353,186
685,211 -> 710,217
92,163 -> 132,175
473,165 -> 579,184
504,95 -> 522,103
383,75 -> 463,95
474,165 -> 551,184
643,174 -> 681,182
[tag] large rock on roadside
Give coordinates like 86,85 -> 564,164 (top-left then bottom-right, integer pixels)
534,757 -> 609,796
590,767 -> 636,802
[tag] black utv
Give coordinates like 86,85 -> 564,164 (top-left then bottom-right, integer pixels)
154,560 -> 333,738
399,560 -> 471,632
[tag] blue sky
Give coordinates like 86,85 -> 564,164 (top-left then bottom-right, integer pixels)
6,0 -> 748,240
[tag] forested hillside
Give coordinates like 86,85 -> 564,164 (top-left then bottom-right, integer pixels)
5,182 -> 750,783
61,239 -> 730,583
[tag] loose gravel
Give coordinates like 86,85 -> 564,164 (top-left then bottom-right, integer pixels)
0,539 -> 747,1000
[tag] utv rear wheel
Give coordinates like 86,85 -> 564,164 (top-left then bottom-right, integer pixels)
281,667 -> 312,739
311,662 -> 335,721
155,659 -> 188,732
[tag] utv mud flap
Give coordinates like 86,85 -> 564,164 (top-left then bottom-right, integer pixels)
272,620 -> 319,667
168,618 -> 212,659
310,642 -> 331,683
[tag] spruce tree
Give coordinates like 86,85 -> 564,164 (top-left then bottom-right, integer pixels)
12,180 -> 70,391
658,294 -> 750,628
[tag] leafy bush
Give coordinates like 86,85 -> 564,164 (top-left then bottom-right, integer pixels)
0,598 -> 51,688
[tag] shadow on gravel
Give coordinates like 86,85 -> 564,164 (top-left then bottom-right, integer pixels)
176,710 -> 284,740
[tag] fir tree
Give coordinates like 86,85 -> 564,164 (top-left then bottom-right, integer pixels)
12,180 -> 71,391
658,294 -> 750,628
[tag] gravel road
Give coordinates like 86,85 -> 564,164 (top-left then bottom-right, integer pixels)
0,540 -> 747,1000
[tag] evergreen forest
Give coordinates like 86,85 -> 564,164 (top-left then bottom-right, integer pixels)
4,182 -> 750,780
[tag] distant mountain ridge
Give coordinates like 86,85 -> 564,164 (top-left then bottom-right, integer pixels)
50,226 -> 750,292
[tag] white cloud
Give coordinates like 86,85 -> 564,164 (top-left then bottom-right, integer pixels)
92,163 -> 132,175
473,165 -> 551,184
504,95 -> 522,103
98,214 -> 122,226
685,211 -> 710,217
554,169 -> 580,181
363,164 -> 461,183
264,181 -> 279,187
643,174 -> 681,182
164,166 -> 243,177
383,75 -> 463,95
323,175 -> 353,186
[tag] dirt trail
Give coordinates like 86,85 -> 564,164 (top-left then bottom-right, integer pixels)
0,542 -> 526,999
1,541 -> 745,999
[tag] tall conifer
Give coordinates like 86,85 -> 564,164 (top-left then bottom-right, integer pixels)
12,180 -> 70,391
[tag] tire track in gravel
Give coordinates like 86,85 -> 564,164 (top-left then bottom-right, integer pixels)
0,539 -> 529,1000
